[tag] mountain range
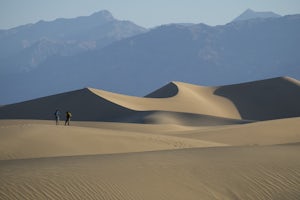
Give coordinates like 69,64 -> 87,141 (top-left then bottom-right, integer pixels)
1,9 -> 300,104
0,10 -> 146,73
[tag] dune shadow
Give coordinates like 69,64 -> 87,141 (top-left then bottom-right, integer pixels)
0,88 -> 136,122
214,77 -> 300,121
144,82 -> 179,98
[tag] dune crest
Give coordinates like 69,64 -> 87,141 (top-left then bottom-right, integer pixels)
88,81 -> 241,119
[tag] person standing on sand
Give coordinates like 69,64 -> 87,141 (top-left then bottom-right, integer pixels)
54,109 -> 61,125
65,111 -> 72,126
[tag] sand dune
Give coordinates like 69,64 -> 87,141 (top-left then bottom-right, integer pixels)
215,76 -> 300,120
1,117 -> 299,161
1,76 -> 300,124
1,77 -> 300,199
0,120 -> 227,160
0,88 -> 135,121
89,81 -> 241,119
0,81 -> 242,123
166,117 -> 300,146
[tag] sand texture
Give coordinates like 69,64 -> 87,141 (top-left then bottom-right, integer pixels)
0,76 -> 300,199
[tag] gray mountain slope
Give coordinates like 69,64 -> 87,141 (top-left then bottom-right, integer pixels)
0,10 -> 146,73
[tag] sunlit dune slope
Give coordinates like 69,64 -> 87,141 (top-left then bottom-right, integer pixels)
0,120 -> 227,160
168,117 -> 300,146
1,116 -> 299,160
89,81 -> 240,119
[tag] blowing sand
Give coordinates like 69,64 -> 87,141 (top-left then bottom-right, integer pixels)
0,77 -> 300,199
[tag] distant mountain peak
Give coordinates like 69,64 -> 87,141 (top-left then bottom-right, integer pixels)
90,10 -> 115,20
233,9 -> 281,22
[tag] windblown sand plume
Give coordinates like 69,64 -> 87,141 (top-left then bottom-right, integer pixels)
0,76 -> 300,199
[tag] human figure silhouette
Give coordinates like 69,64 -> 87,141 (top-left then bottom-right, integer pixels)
54,109 -> 60,125
65,111 -> 72,126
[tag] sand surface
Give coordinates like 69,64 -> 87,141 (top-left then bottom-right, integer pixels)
1,77 -> 300,199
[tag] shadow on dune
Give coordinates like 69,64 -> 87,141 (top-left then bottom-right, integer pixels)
214,77 -> 300,121
145,82 -> 179,98
0,88 -> 136,121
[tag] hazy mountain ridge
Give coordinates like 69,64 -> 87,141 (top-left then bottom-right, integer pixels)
1,11 -> 300,104
58,14 -> 299,95
0,10 -> 146,73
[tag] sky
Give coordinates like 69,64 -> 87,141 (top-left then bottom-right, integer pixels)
0,0 -> 300,29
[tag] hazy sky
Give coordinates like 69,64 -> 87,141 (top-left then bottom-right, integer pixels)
1,0 -> 300,29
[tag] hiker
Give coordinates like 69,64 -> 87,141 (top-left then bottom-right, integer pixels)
65,111 -> 72,126
54,109 -> 61,125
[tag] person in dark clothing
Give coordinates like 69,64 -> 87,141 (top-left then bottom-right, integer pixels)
65,111 -> 72,126
54,109 -> 61,125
